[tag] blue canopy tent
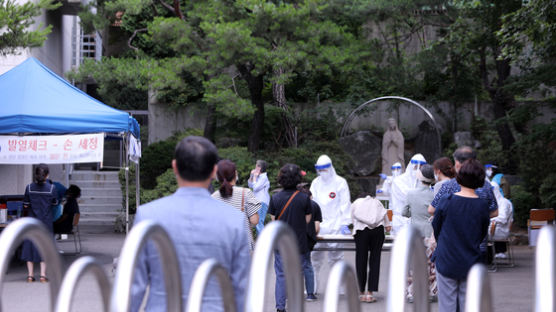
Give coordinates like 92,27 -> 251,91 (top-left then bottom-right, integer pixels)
0,57 -> 140,232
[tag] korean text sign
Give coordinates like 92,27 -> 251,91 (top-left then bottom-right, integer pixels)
0,133 -> 104,164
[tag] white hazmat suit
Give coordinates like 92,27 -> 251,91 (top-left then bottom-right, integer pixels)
489,182 -> 513,241
310,155 -> 351,293
390,154 -> 426,236
379,162 -> 402,197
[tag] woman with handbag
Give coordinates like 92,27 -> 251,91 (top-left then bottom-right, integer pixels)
268,164 -> 312,312
212,159 -> 261,251
351,192 -> 391,303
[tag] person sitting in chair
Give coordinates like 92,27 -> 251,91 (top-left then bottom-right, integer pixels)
54,185 -> 81,234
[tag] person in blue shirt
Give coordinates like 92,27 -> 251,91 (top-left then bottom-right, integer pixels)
130,136 -> 251,312
432,159 -> 491,312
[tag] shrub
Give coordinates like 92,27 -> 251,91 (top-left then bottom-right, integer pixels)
141,169 -> 177,204
539,173 -> 556,209
511,185 -> 536,228
140,128 -> 202,189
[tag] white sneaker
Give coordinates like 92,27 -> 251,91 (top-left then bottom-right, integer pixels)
495,253 -> 507,259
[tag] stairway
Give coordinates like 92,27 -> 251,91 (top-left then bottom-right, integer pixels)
70,170 -> 122,228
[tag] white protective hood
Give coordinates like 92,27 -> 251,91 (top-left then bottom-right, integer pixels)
391,154 -> 427,215
310,155 -> 351,234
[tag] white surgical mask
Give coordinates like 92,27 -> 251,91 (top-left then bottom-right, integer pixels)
434,173 -> 438,181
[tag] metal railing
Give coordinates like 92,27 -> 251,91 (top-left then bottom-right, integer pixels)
246,221 -> 304,312
110,220 -> 183,312
0,219 -> 553,312
465,264 -> 492,312
387,225 -> 430,312
55,256 -> 111,312
0,218 -> 63,312
535,225 -> 555,312
187,258 -> 236,312
323,261 -> 360,312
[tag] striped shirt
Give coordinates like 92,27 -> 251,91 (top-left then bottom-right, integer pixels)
212,186 -> 261,250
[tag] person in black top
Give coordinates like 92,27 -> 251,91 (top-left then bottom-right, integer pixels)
298,186 -> 322,301
54,185 -> 81,234
268,164 -> 312,312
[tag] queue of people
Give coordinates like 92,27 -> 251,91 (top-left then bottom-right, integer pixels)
18,136 -> 513,312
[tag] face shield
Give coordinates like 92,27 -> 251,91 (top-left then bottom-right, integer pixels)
315,162 -> 333,182
408,154 -> 427,187
391,162 -> 402,177
485,164 -> 496,179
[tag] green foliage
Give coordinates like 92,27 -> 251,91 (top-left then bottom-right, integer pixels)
140,128 -> 202,189
471,117 -> 509,170
514,121 -> 556,194
511,185 -> 536,228
218,146 -> 255,185
499,0 -> 556,90
118,163 -> 138,214
0,0 -> 60,55
539,173 -> 556,209
141,169 -> 177,204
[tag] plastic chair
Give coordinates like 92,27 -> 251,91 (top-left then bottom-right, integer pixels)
57,213 -> 82,254
489,221 -> 515,268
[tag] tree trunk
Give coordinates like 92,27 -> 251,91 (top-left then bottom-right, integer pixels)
238,64 -> 265,153
272,67 -> 296,147
480,49 -> 516,151
203,102 -> 217,142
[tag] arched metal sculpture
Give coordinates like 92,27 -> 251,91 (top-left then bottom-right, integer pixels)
340,96 -> 442,155
323,261 -> 360,312
55,256 -> 111,312
387,225 -> 430,312
245,221 -> 304,312
110,220 -> 183,312
187,258 -> 237,312
0,218 -> 63,312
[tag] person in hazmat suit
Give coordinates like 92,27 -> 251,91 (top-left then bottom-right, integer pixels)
309,155 -> 351,294
390,154 -> 427,236
378,162 -> 403,198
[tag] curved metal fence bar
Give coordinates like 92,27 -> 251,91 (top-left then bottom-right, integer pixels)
0,218 -> 63,312
465,264 -> 492,312
386,225 -> 429,312
246,221 -> 304,312
535,226 -> 555,312
110,220 -> 183,312
186,258 -> 236,312
55,256 -> 111,312
323,261 -> 360,312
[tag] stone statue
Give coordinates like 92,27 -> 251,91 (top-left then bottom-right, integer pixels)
382,118 -> 405,175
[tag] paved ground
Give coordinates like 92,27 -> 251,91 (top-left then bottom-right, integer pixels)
1,225 -> 535,311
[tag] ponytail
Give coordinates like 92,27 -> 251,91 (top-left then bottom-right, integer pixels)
219,180 -> 233,198
216,159 -> 237,198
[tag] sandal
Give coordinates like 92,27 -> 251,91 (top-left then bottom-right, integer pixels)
39,276 -> 49,283
359,294 -> 366,302
26,276 -> 35,283
365,293 -> 377,303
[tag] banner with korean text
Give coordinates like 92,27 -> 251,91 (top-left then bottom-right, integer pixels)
0,133 -> 104,164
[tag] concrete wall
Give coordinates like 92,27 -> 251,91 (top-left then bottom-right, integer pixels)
343,100 -> 495,139
147,91 -> 206,144
0,166 -> 33,195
